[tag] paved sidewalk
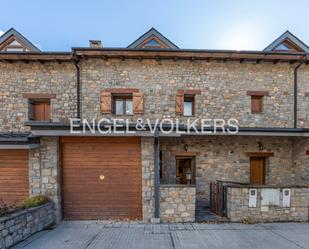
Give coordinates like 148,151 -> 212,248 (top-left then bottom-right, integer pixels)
13,221 -> 309,249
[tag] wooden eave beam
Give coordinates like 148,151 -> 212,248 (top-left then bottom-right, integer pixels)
0,53 -> 71,62
74,50 -> 307,63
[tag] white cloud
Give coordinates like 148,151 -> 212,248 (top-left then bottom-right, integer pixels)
0,30 -> 4,36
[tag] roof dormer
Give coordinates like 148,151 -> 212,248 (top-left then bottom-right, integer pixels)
127,27 -> 179,49
0,28 -> 40,52
263,30 -> 309,53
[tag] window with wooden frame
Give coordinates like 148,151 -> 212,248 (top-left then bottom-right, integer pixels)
28,99 -> 51,121
183,95 -> 195,116
100,89 -> 144,115
175,156 -> 196,185
176,90 -> 201,116
112,94 -> 133,115
251,96 -> 263,113
247,91 -> 269,113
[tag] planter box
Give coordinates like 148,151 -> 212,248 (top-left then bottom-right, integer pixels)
0,202 -> 54,249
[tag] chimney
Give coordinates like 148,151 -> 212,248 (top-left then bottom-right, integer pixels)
89,40 -> 102,48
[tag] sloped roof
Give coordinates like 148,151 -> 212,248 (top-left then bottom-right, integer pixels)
263,30 -> 309,53
127,27 -> 179,49
0,28 -> 40,52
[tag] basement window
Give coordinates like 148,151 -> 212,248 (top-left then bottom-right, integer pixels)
112,94 -> 133,115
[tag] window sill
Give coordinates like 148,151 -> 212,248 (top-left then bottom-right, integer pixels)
251,112 -> 264,114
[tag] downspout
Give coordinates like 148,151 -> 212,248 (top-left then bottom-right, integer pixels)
154,127 -> 160,220
73,56 -> 81,119
293,62 -> 303,128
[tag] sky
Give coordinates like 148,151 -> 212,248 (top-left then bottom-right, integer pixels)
0,0 -> 309,51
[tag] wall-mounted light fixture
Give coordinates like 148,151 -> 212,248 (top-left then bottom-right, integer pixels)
184,144 -> 189,151
258,142 -> 264,151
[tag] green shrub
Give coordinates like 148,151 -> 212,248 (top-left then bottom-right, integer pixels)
20,195 -> 49,209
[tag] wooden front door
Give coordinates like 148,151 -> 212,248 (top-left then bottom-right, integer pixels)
250,157 -> 265,184
0,150 -> 29,206
61,137 -> 142,220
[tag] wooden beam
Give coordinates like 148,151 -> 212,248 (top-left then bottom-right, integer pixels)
247,91 -> 269,96
245,152 -> 274,157
306,150 -> 309,156
22,93 -> 56,99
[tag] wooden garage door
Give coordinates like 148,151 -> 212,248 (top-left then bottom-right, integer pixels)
61,137 -> 142,220
0,150 -> 29,206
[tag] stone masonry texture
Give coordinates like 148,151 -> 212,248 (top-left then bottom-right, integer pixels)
141,137 -> 155,221
160,136 -> 307,206
160,185 -> 196,223
227,187 -> 309,222
29,137 -> 61,223
0,61 -> 76,132
0,57 -> 309,223
0,203 -> 54,249
79,59 -> 309,128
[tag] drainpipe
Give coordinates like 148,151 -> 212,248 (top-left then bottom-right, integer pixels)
154,127 -> 160,220
293,62 -> 303,128
73,57 -> 81,119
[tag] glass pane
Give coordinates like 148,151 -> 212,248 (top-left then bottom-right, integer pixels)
126,99 -> 133,115
115,100 -> 123,115
144,39 -> 161,47
275,43 -> 290,50
184,101 -> 193,116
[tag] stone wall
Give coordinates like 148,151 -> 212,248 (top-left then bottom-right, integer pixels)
80,59 -> 309,128
0,61 -> 76,132
160,136 -> 300,206
227,187 -> 309,222
0,203 -> 54,249
141,137 -> 155,221
293,137 -> 309,185
160,185 -> 195,223
0,59 -> 308,132
29,137 -> 61,222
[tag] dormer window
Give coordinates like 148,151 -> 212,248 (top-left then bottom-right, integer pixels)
143,39 -> 162,48
274,43 -> 291,51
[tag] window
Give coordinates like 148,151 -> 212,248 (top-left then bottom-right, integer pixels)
112,95 -> 133,115
29,99 -> 51,121
175,157 -> 195,185
183,95 -> 194,116
251,96 -> 263,113
143,39 -> 161,48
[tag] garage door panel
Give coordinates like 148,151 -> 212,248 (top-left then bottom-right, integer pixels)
61,137 -> 142,220
0,150 -> 29,206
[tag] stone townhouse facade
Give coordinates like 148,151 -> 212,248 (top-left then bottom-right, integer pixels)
0,28 -> 309,223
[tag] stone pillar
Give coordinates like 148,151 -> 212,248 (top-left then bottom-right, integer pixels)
141,137 -> 155,221
29,137 -> 61,223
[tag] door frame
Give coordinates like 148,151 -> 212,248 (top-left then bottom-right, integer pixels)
250,156 -> 266,185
